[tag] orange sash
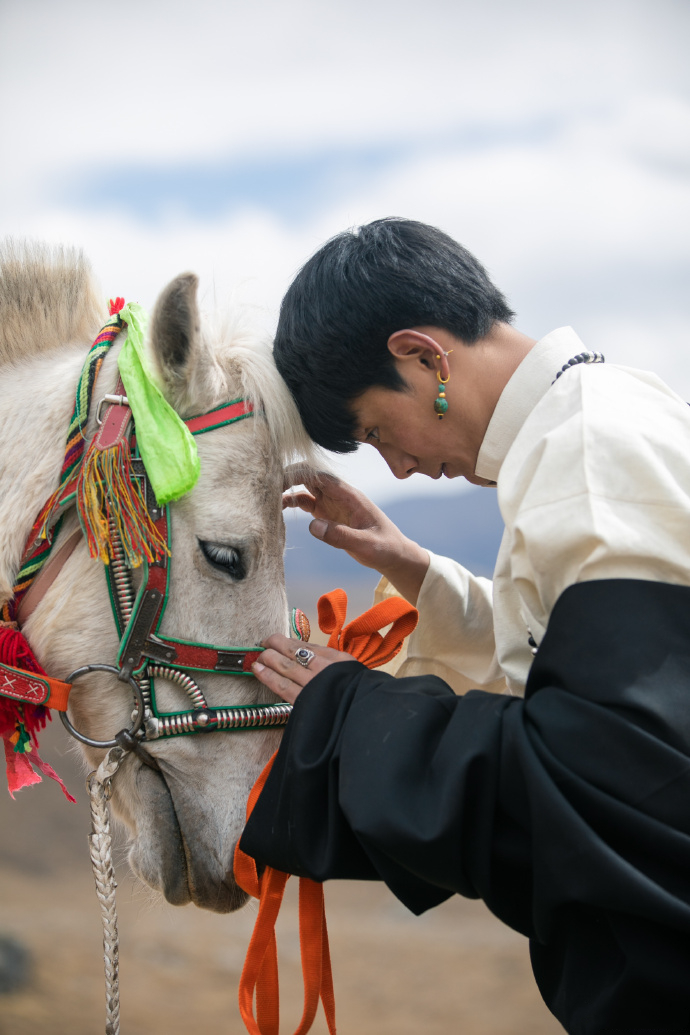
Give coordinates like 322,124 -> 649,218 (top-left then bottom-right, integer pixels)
234,588 -> 418,1034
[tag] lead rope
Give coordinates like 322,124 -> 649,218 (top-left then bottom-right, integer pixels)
86,520 -> 131,1035
87,745 -> 127,1035
86,510 -> 143,1035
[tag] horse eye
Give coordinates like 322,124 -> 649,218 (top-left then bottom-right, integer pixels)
199,540 -> 246,581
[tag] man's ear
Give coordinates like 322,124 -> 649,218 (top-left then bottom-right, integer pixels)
149,272 -> 201,395
387,329 -> 449,377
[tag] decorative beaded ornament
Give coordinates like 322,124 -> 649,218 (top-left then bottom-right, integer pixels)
434,371 -> 449,419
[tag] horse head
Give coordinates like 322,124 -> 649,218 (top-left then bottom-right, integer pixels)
0,243 -> 314,912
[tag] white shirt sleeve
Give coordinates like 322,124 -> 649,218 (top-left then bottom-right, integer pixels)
374,551 -> 506,694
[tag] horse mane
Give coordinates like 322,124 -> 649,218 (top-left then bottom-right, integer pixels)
0,239 -> 104,365
196,309 -> 319,469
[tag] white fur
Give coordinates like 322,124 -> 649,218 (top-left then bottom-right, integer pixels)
0,242 -> 315,912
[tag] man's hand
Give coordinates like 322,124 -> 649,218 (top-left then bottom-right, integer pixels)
283,466 -> 430,604
252,634 -> 352,703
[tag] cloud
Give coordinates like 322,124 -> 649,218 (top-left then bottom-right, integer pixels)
1,0 -> 688,504
1,0 -> 687,182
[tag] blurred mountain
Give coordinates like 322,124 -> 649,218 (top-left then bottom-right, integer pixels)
284,486 -> 504,619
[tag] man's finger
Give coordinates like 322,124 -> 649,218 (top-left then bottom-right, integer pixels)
251,660 -> 303,704
260,646 -> 313,680
262,633 -> 303,652
282,490 -> 316,512
260,635 -> 353,667
309,518 -> 375,555
282,463 -> 334,492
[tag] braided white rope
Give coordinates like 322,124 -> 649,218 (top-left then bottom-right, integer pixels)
87,746 -> 125,1035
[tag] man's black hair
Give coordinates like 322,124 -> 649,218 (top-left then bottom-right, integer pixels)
273,217 -> 515,452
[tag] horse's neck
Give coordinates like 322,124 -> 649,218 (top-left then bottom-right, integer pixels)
0,341 -> 120,603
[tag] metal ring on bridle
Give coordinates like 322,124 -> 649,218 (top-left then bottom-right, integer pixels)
60,664 -> 146,748
294,647 -> 316,668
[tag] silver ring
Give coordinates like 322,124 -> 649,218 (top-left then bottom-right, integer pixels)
60,664 -> 145,748
294,647 -> 316,668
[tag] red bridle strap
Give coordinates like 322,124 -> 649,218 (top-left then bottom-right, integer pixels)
130,399 -> 255,452
185,398 -> 255,436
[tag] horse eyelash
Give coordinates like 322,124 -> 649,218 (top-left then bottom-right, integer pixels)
207,544 -> 236,563
199,540 -> 246,581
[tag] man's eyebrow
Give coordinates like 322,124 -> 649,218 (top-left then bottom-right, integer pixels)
349,410 -> 366,441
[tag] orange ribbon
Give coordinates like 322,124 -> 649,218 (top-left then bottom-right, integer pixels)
234,588 -> 418,1035
318,587 -> 418,668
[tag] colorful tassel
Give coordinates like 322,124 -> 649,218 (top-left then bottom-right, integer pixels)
0,624 -> 74,801
0,621 -> 45,672
77,436 -> 169,567
10,722 -> 31,753
2,735 -> 75,801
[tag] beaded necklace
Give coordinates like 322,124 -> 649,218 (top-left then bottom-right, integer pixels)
552,350 -> 605,384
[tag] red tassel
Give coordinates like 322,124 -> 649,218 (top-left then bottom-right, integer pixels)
108,297 -> 125,316
0,622 -> 47,676
3,741 -> 41,796
2,735 -> 75,801
0,624 -> 74,801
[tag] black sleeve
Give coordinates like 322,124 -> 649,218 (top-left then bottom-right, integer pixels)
240,579 -> 690,1034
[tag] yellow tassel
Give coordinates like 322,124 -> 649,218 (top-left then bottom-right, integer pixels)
77,439 -> 169,567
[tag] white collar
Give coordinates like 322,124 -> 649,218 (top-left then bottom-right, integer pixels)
475,326 -> 587,483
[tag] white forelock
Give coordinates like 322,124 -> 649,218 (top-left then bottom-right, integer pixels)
197,306 -> 319,470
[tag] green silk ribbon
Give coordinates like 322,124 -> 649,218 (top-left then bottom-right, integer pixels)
117,302 -> 200,505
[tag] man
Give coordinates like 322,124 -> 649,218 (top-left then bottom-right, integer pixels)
242,218 -> 690,1034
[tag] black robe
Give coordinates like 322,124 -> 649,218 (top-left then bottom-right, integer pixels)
240,580 -> 690,1035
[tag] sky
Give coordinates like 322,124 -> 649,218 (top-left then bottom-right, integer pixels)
1,0 -> 688,504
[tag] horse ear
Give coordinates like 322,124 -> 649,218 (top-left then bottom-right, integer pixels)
149,272 -> 201,393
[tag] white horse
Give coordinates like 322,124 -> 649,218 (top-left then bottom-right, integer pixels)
0,241 -> 312,912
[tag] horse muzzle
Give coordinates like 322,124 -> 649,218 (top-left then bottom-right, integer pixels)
123,757 -> 252,913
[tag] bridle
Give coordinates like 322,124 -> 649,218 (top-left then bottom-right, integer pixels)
8,311 -> 294,767
62,399 -> 294,764
70,396 -> 294,753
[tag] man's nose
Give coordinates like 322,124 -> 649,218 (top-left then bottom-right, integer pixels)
380,445 -> 417,479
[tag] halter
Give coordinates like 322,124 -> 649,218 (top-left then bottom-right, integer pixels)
6,311 -> 295,767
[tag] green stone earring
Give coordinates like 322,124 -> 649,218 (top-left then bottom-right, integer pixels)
434,371 -> 449,419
